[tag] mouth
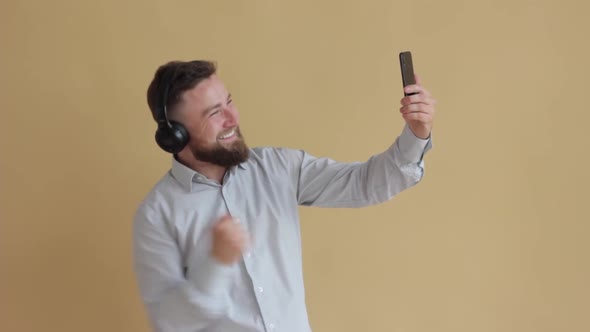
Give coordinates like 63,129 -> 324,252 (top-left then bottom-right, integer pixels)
217,128 -> 237,141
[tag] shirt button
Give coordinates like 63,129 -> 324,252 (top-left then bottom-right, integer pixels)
269,323 -> 275,330
257,286 -> 264,293
245,252 -> 252,258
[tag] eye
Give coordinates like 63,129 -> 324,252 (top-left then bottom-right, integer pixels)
228,98 -> 233,105
209,110 -> 221,117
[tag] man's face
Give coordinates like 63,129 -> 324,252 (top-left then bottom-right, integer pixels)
174,74 -> 249,166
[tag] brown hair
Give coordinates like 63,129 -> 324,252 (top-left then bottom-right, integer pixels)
146,60 -> 217,122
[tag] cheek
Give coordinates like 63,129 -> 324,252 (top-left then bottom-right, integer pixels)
186,120 -> 210,144
198,121 -> 224,143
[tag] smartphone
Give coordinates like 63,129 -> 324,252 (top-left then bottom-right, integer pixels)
399,51 -> 418,96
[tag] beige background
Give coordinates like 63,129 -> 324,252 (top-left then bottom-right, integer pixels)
1,0 -> 589,331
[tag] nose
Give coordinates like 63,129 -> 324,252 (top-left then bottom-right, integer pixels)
222,107 -> 238,127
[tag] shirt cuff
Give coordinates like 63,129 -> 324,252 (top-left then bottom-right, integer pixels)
397,125 -> 432,163
188,254 -> 234,297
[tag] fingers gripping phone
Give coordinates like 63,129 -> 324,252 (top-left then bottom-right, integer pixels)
399,51 -> 418,96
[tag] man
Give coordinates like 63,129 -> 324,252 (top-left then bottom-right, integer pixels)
133,60 -> 435,332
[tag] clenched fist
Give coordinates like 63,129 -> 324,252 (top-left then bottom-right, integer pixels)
211,215 -> 250,265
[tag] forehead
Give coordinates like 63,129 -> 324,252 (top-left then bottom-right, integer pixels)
181,74 -> 227,108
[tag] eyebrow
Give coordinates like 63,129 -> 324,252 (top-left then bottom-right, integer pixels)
201,93 -> 232,116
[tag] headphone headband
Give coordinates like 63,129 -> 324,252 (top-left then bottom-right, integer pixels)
154,66 -> 189,154
157,68 -> 177,127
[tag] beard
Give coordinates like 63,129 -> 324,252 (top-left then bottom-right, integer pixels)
190,127 -> 250,167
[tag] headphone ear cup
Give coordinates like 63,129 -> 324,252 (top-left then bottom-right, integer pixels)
155,121 -> 190,154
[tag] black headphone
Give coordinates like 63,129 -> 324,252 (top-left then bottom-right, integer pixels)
154,69 -> 190,154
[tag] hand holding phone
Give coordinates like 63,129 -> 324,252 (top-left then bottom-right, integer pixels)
399,51 -> 418,96
398,51 -> 436,139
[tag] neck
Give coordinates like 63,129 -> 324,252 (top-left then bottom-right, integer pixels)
176,154 -> 228,184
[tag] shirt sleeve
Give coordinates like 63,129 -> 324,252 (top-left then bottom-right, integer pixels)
295,124 -> 432,207
133,203 -> 234,332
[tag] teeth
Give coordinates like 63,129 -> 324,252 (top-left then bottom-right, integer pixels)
219,129 -> 236,139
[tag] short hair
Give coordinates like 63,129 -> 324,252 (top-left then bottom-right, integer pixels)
146,60 -> 217,122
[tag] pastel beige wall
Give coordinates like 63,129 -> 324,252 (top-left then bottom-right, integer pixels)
1,0 -> 588,331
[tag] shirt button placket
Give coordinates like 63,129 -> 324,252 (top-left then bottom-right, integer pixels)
222,181 -> 272,330
221,185 -> 238,224
222,186 -> 252,262
256,285 -> 276,332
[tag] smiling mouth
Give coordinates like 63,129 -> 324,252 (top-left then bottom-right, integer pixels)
218,128 -> 237,140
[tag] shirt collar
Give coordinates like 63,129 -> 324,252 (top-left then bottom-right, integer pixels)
170,156 -> 248,192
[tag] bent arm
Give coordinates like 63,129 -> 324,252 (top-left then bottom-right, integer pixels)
296,125 -> 432,207
133,204 -> 233,332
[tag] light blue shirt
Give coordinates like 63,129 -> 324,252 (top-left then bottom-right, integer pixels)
133,125 -> 432,332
